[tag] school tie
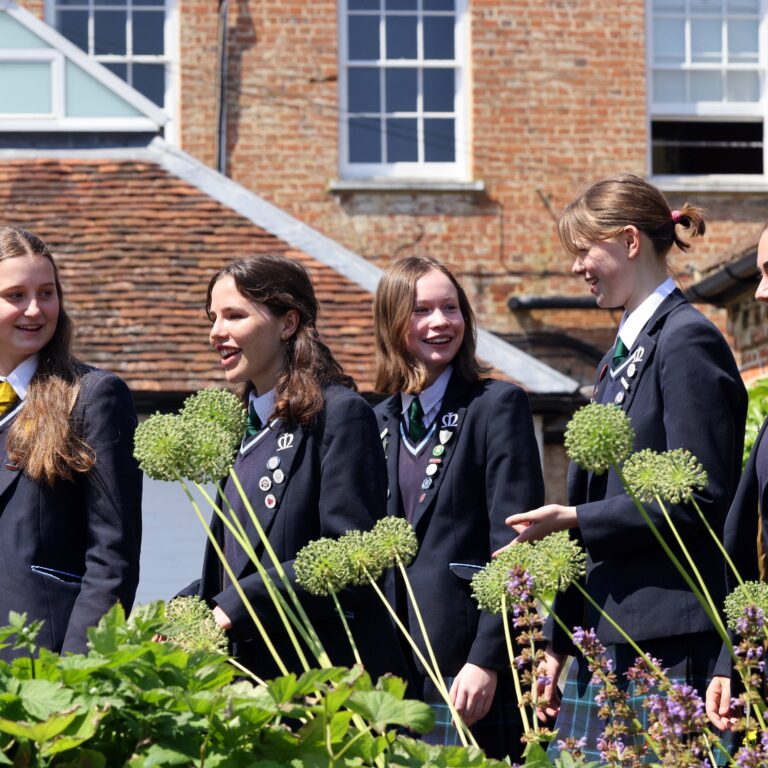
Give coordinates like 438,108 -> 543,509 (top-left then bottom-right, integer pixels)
611,337 -> 629,369
244,402 -> 262,439
407,397 -> 427,443
0,382 -> 18,417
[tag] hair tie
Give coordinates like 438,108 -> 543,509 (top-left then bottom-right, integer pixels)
671,210 -> 682,223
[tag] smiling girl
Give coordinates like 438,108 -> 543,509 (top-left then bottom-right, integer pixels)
372,256 -> 544,760
0,226 -> 141,659
179,253 -> 407,682
501,175 -> 747,761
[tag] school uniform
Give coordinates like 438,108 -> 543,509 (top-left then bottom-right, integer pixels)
181,384 -> 410,683
375,368 -> 545,761
549,284 -> 746,760
0,358 -> 142,660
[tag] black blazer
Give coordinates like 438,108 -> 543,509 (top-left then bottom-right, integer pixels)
0,367 -> 142,659
551,291 -> 746,653
375,374 -> 545,676
182,384 -> 409,682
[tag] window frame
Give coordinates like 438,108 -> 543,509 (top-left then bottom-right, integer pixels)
0,49 -> 63,118
646,0 -> 768,183
337,0 -> 470,181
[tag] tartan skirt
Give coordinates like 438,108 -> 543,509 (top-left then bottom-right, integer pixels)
548,631 -> 731,764
421,671 -> 524,762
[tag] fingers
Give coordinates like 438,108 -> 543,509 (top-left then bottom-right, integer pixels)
706,676 -> 734,731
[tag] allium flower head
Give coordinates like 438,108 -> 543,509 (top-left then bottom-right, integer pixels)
471,546 -> 533,614
369,517 -> 419,567
529,531 -> 586,593
294,537 -> 350,596
564,403 -> 635,474
181,417 -> 238,483
655,448 -> 708,504
622,449 -> 664,503
181,389 -> 247,452
133,413 -> 187,481
725,581 -> 768,633
164,595 -> 228,655
339,530 -> 387,584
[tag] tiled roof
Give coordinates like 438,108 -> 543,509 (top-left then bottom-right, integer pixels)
0,158 -> 377,393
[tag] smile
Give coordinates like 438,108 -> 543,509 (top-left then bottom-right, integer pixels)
217,345 -> 241,360
423,336 -> 452,346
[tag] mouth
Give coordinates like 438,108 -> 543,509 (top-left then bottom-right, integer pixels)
215,344 -> 241,365
15,324 -> 44,333
422,336 -> 452,346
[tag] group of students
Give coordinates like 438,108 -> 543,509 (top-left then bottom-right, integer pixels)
0,172 -> 764,763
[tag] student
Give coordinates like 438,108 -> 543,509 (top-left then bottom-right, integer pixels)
372,255 -> 545,760
180,253 -> 407,682
706,225 -> 768,731
0,226 -> 141,659
502,175 -> 747,760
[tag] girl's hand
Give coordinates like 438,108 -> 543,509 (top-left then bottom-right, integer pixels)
493,504 -> 578,555
213,605 -> 233,631
449,663 -> 497,727
536,646 -> 564,722
706,675 -> 735,731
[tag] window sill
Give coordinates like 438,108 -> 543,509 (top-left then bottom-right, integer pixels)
328,178 -> 486,194
652,174 -> 768,193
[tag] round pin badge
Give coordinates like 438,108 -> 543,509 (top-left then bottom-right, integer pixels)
425,463 -> 439,477
614,391 -> 625,405
421,477 -> 432,490
627,363 -> 636,378
272,468 -> 285,484
265,493 -> 277,509
266,456 -> 280,471
432,445 -> 445,457
258,476 -> 272,492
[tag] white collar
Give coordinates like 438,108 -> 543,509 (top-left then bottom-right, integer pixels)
1,355 -> 38,401
401,365 -> 453,425
618,278 -> 676,350
248,388 -> 275,428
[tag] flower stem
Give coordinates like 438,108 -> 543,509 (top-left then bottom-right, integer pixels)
329,588 -> 362,667
500,590 -> 531,736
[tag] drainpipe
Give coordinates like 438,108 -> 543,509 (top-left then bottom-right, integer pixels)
216,0 -> 229,175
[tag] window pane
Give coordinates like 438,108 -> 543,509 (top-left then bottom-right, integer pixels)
727,70 -> 760,101
653,19 -> 685,64
727,0 -> 759,10
385,67 -> 417,112
424,0 -> 454,8
57,0 -> 89,7
385,16 -> 416,58
652,70 -> 686,101
58,9 -> 89,51
134,0 -> 166,5
349,0 -> 378,8
94,0 -> 127,5
349,15 -> 380,60
691,18 -> 722,62
103,61 -> 128,81
348,67 -> 380,112
728,19 -> 758,62
653,0 -> 685,10
132,62 -> 165,105
690,0 -> 722,11
691,70 -> 723,100
0,62 -> 51,113
424,118 -> 454,162
386,118 -> 418,160
423,68 -> 454,111
349,117 -> 382,162
385,0 -> 416,8
133,10 -> 165,55
424,16 -> 454,59
94,10 -> 126,54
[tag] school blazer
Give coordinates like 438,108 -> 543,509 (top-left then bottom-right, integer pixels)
181,384 -> 410,682
0,367 -> 142,660
375,375 -> 545,676
551,291 -> 747,654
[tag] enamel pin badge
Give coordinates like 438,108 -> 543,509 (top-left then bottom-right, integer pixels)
277,433 -> 294,451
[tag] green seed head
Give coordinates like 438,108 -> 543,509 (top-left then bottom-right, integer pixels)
724,581 -> 768,632
294,538 -> 350,596
339,530 -> 387,584
564,403 -> 635,474
133,413 -> 187,482
164,596 -> 228,655
369,517 -> 419,567
181,389 -> 247,451
529,531 -> 587,593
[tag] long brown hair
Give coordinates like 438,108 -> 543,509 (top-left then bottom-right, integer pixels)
373,256 -> 488,394
206,254 -> 354,426
0,227 -> 94,484
557,174 -> 706,258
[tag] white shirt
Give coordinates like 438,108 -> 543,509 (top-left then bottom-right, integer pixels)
401,365 -> 453,429
248,388 -> 276,428
1,354 -> 38,401
617,277 -> 676,350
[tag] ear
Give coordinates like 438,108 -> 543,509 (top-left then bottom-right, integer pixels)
624,225 -> 642,260
281,309 -> 300,340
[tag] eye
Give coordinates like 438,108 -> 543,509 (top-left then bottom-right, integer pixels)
413,306 -> 429,314
4,292 -> 23,301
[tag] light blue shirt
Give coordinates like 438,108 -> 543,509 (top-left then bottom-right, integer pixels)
617,277 -> 676,350
401,365 -> 453,428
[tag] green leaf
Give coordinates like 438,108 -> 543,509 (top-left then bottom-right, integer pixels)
0,709 -> 78,742
57,748 -> 106,768
346,691 -> 435,733
15,679 -> 73,720
524,741 -> 554,768
375,674 -> 408,699
40,706 -> 104,756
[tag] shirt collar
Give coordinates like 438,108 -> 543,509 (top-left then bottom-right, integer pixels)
401,365 -> 453,424
618,277 -> 676,350
2,355 -> 38,401
248,388 -> 275,427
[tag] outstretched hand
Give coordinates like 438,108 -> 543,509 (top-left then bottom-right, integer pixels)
493,504 -> 578,556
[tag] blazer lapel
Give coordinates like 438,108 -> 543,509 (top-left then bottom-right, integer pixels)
0,414 -> 22,500
377,396 -> 403,518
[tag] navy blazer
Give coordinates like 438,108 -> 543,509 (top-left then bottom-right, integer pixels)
551,291 -> 747,653
375,374 -> 545,676
0,367 -> 142,659
182,384 -> 410,682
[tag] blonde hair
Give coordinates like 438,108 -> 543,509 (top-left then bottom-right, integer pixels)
558,174 -> 706,258
0,227 -> 94,484
373,256 -> 488,394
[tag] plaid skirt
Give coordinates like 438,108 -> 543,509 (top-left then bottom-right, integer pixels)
548,631 -> 731,764
422,671 -> 524,762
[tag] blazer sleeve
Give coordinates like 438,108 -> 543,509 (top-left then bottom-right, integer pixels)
577,316 -> 746,563
467,384 -> 545,670
216,391 -> 388,638
61,372 -> 143,654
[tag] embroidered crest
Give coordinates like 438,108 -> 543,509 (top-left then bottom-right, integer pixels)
277,433 -> 294,451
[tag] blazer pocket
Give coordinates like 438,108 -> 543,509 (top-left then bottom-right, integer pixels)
449,562 -> 484,581
30,565 -> 83,584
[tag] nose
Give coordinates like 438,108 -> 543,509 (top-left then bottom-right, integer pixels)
23,298 -> 42,317
572,256 -> 585,275
756,276 -> 768,303
430,308 -> 449,327
209,317 -> 225,344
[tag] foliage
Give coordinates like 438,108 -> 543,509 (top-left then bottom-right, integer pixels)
744,377 -> 768,468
